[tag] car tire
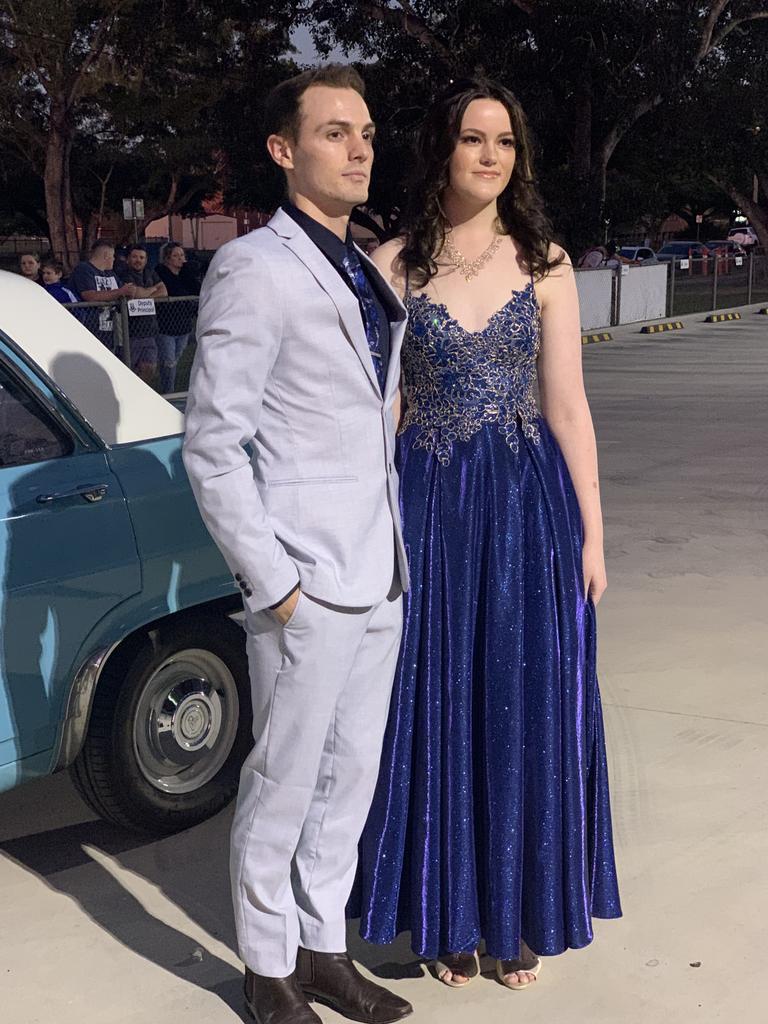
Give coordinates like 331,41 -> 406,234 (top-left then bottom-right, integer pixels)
72,613 -> 251,835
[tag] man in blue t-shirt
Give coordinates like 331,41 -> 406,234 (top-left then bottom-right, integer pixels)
69,240 -> 136,351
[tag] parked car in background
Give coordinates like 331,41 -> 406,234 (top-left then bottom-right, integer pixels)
620,246 -> 658,263
655,241 -> 709,263
727,225 -> 758,246
704,239 -> 747,255
0,271 -> 251,835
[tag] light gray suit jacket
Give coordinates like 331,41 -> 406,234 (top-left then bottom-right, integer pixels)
182,208 -> 409,613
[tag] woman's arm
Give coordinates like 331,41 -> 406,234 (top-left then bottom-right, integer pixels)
535,246 -> 607,603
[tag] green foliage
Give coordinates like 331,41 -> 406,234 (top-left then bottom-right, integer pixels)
0,0 -> 297,248
1,1 -> 768,251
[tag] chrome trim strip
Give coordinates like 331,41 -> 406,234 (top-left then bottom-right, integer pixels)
52,640 -> 121,771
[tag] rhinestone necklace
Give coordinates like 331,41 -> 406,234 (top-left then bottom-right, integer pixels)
443,231 -> 503,281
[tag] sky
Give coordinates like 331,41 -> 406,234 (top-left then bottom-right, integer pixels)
290,24 -> 358,65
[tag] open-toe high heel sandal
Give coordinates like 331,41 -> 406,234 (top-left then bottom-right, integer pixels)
496,942 -> 541,990
434,951 -> 480,988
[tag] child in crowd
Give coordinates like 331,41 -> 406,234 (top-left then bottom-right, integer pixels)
41,259 -> 79,304
19,252 -> 42,282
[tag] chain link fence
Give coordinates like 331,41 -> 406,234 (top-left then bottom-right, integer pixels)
60,252 -> 768,390
666,250 -> 768,317
64,296 -> 199,394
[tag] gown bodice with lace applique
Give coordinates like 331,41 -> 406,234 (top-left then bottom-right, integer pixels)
399,281 -> 542,466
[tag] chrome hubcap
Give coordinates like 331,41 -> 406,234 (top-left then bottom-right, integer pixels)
133,649 -> 239,794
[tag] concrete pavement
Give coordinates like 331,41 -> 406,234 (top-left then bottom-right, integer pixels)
1,305 -> 766,1023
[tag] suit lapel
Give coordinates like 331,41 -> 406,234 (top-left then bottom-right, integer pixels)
356,244 -> 407,403
270,210 -> 381,395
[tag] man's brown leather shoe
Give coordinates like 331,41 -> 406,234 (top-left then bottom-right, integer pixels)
296,948 -> 413,1024
243,967 -> 321,1024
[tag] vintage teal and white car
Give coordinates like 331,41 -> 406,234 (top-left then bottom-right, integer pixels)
0,271 -> 250,833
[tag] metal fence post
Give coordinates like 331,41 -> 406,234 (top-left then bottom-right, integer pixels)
117,298 -> 131,368
612,267 -> 622,326
747,250 -> 754,305
668,258 -> 676,318
712,253 -> 719,311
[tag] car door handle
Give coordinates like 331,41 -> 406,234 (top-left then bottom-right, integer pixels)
36,483 -> 110,505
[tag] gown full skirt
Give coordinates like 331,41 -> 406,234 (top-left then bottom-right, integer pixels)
354,306 -> 622,959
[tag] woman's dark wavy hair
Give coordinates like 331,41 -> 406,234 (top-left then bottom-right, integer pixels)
400,77 -> 563,287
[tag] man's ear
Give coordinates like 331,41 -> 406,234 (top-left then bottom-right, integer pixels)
267,133 -> 295,170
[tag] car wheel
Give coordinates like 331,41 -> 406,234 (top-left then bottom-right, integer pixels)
72,613 -> 251,834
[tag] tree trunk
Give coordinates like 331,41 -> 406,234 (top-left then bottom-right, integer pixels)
43,98 -> 80,269
712,177 -> 768,249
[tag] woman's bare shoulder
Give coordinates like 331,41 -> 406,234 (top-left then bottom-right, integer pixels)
371,237 -> 408,295
535,242 -> 573,293
546,241 -> 572,273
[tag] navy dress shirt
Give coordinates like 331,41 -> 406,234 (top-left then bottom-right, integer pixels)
281,202 -> 392,379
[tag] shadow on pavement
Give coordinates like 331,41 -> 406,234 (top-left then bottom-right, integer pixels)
0,788 -> 426,1014
0,811 -> 250,1018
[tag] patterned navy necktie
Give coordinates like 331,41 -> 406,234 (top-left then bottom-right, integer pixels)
341,246 -> 386,392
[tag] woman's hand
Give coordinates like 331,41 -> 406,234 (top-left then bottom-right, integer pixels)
582,539 -> 607,604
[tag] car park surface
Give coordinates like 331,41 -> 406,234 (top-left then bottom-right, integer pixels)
1,304 -> 766,1023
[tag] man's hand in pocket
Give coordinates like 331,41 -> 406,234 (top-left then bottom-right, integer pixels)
273,587 -> 300,625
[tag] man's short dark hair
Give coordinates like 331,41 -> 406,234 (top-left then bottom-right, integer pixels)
126,244 -> 147,256
264,64 -> 366,141
41,258 -> 63,274
90,239 -> 115,257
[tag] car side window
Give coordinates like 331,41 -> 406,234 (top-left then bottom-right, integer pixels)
0,360 -> 74,468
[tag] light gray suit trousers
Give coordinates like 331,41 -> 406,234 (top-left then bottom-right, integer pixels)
182,209 -> 409,977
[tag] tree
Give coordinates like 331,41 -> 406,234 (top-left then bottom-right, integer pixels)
300,0 -> 768,250
666,25 -> 768,247
0,1 -> 294,265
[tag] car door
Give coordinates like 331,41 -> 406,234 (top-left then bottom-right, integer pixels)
0,344 -> 141,781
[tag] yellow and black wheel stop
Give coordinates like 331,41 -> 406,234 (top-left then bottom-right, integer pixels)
640,321 -> 685,334
705,312 -> 742,322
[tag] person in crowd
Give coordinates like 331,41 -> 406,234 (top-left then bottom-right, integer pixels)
183,65 -> 412,1024
69,241 -> 137,352
356,77 -> 622,991
603,238 -> 636,268
154,242 -> 199,393
113,245 -> 129,280
117,244 -> 167,383
40,259 -> 79,303
18,252 -> 42,282
576,244 -> 607,269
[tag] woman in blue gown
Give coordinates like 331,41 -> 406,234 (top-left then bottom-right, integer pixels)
356,78 -> 622,990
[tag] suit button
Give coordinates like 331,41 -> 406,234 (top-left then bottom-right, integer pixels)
389,462 -> 393,474
239,581 -> 247,589
235,573 -> 243,581
244,588 -> 253,598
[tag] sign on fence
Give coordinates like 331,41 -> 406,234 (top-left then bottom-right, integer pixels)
127,298 -> 156,316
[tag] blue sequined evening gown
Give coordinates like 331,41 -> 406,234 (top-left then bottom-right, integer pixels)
355,281 -> 622,961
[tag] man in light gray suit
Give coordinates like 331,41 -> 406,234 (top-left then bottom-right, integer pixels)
182,66 -> 412,1024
